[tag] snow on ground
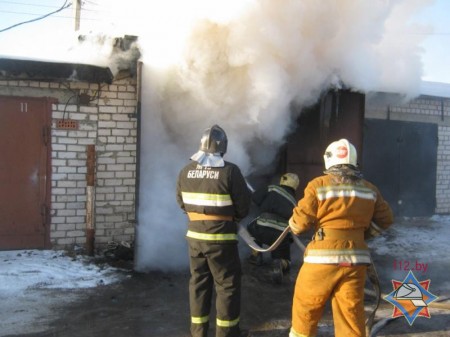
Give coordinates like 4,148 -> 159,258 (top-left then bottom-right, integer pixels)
0,249 -> 130,336
370,215 -> 450,259
0,216 -> 449,336
1,217 -> 448,297
0,249 -> 126,292
368,215 -> 450,298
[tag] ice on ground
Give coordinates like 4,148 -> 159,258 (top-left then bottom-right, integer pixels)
0,249 -> 127,293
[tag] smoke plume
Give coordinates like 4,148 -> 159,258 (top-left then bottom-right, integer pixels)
1,0 -> 431,270
132,0 -> 431,271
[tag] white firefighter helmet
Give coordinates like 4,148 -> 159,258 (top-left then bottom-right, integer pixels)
394,283 -> 427,307
323,138 -> 357,170
280,173 -> 300,190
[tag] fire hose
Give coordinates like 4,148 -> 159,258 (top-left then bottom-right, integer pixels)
241,181 -> 450,336
239,222 -> 383,336
240,181 -> 306,253
238,222 -> 305,252
239,223 -> 450,336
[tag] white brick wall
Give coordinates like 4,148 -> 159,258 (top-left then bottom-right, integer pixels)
436,125 -> 450,213
4,75 -> 449,248
1,76 -> 138,250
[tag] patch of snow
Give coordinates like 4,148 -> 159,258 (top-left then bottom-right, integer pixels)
0,250 -> 126,293
0,249 -> 129,336
369,216 -> 450,262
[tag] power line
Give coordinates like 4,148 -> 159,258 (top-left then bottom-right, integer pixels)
0,0 -> 110,23
0,1 -> 63,9
83,0 -> 99,6
0,9 -> 71,16
0,0 -> 72,33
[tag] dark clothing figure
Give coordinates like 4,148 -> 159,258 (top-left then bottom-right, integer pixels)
247,184 -> 296,261
176,125 -> 251,337
247,173 -> 299,283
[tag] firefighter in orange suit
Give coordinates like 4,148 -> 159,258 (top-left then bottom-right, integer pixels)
288,139 -> 393,337
176,125 -> 251,337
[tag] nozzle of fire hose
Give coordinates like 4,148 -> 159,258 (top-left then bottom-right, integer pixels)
246,180 -> 255,193
364,222 -> 383,240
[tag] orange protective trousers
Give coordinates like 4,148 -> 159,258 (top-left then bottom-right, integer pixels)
290,263 -> 367,337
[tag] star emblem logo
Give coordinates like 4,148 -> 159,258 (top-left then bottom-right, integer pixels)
383,270 -> 438,325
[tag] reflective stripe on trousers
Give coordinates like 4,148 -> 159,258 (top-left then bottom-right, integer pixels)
289,327 -> 315,337
189,240 -> 241,337
191,315 -> 209,324
187,230 -> 238,241
217,316 -> 240,327
191,316 -> 240,327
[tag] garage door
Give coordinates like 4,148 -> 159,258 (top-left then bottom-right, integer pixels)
0,96 -> 52,249
283,90 -> 365,193
362,119 -> 437,217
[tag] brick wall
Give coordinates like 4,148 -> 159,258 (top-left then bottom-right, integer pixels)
0,77 -> 138,250
366,93 -> 450,214
436,125 -> 450,213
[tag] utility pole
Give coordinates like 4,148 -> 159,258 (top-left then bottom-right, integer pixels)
74,0 -> 81,31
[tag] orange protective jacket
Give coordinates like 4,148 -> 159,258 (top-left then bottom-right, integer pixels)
289,174 -> 393,265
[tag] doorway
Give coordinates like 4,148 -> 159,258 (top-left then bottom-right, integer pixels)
0,96 -> 52,249
362,119 -> 437,216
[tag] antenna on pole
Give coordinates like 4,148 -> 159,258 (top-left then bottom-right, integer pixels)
74,0 -> 81,31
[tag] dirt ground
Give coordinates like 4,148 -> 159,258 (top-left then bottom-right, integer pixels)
2,218 -> 450,337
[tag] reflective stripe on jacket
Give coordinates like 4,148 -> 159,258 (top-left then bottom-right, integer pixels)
176,160 -> 251,243
289,174 -> 393,265
253,183 -> 297,232
256,212 -> 289,231
303,248 -> 372,265
267,185 -> 297,207
181,192 -> 233,207
186,230 -> 238,241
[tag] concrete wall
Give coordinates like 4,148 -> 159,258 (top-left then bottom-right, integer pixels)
0,77 -> 138,250
365,93 -> 450,214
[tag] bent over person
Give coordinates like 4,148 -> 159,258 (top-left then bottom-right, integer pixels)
176,125 -> 251,337
247,173 -> 299,284
289,139 -> 394,337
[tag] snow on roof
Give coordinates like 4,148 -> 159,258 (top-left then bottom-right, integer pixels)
420,81 -> 450,98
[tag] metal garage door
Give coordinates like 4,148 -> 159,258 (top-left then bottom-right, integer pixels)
282,90 -> 365,193
362,119 -> 437,217
0,96 -> 52,249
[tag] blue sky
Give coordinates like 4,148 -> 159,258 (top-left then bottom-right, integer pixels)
0,0 -> 449,83
413,0 -> 450,83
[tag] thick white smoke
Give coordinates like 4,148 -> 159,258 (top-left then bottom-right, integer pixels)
133,0 -> 431,271
1,0 -> 431,270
